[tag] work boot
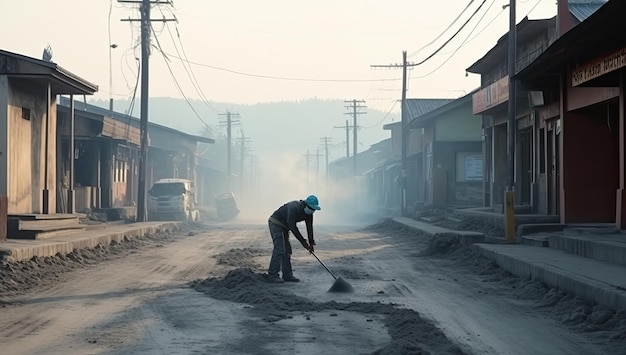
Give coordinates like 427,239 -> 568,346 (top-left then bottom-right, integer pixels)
283,275 -> 300,282
267,274 -> 285,283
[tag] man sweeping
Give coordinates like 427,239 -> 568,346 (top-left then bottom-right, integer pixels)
266,195 -> 321,283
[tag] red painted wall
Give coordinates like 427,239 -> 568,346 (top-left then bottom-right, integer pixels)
561,104 -> 619,223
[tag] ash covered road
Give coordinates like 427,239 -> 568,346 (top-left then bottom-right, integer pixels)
0,220 -> 623,354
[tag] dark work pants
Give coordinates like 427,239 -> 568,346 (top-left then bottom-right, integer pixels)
268,221 -> 293,278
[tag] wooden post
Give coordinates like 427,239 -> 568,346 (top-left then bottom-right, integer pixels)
504,190 -> 516,243
0,195 -> 7,241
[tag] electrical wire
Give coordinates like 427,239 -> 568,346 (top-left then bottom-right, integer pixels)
173,24 -> 219,114
120,21 -> 141,92
462,2 -> 507,45
408,0 -> 477,58
159,6 -> 220,115
361,100 -> 399,129
151,24 -> 212,128
410,0 -> 488,68
411,0 -> 543,80
160,51 -> 402,83
125,58 -> 141,118
411,0 -> 496,80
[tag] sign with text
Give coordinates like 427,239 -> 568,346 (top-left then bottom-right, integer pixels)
472,76 -> 509,114
571,47 -> 626,86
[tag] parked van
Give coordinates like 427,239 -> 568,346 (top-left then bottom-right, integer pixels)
148,178 -> 199,221
214,191 -> 240,221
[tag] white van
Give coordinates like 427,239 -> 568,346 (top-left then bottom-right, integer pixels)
147,178 -> 200,221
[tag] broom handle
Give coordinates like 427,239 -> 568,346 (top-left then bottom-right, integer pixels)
310,251 -> 338,280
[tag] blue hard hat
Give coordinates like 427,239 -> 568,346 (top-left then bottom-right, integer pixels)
305,195 -> 321,210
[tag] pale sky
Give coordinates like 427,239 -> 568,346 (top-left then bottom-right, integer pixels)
1,0 -> 557,114
2,0 -> 561,205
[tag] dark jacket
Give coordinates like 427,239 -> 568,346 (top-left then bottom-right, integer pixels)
269,200 -> 315,247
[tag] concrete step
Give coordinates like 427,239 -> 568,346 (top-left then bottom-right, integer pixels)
12,226 -> 87,240
392,217 -> 485,245
7,214 -> 81,235
483,235 -> 512,244
519,234 -> 550,247
548,233 -> 626,267
7,214 -> 86,240
475,243 -> 626,311
11,218 -> 81,230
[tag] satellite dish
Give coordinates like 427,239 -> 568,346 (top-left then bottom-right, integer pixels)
42,45 -> 53,62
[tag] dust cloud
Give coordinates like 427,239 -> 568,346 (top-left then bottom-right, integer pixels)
231,152 -> 377,226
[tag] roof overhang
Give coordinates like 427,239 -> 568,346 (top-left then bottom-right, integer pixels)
467,17 -> 555,74
408,91 -> 475,129
0,49 -> 98,95
515,1 -> 622,86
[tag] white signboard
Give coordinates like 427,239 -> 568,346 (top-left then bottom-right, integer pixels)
464,155 -> 483,181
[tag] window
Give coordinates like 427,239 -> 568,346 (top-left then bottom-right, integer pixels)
114,160 -> 127,183
456,152 -> 483,182
21,107 -> 31,121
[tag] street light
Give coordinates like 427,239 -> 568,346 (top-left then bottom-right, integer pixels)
109,43 -> 118,116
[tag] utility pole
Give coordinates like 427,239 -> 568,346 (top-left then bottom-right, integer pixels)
303,150 -> 322,191
219,111 -> 240,190
120,0 -> 175,222
345,120 -> 350,160
320,136 -> 332,188
505,0 -> 517,243
316,148 -> 320,192
237,131 -> 252,195
344,100 -> 366,176
333,120 -> 352,161
304,150 -> 311,188
371,51 -> 411,216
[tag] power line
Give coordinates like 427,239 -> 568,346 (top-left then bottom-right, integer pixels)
411,0 -> 496,80
408,0 -> 477,58
410,0 -> 488,68
158,6 -> 220,115
151,24 -> 211,128
409,0 -> 541,81
119,20 -> 141,92
172,24 -> 219,114
361,100 -> 398,129
160,51 -> 402,83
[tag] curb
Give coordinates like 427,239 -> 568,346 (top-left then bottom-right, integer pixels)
474,244 -> 626,311
0,222 -> 182,263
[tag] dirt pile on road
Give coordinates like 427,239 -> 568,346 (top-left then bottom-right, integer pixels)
364,218 -> 626,351
216,248 -> 267,269
192,268 -> 466,354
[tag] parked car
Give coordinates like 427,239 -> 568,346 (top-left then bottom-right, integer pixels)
148,178 -> 200,221
214,192 -> 240,221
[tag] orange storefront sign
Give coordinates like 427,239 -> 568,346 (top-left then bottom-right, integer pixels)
472,76 -> 509,114
571,47 -> 626,87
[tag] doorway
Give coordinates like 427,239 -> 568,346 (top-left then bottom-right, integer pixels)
547,122 -> 560,215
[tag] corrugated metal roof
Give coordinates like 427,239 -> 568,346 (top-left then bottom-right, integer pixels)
58,97 -> 214,144
569,1 -> 608,22
408,90 -> 475,129
405,99 -> 455,120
